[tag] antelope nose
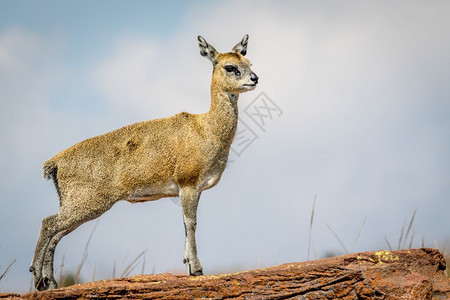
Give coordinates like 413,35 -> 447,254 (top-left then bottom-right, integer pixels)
251,72 -> 259,84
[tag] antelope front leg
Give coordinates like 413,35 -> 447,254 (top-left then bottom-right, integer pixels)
180,187 -> 203,276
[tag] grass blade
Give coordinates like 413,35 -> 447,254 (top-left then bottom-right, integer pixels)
384,236 -> 393,251
75,219 -> 100,283
403,209 -> 417,249
326,224 -> 348,254
141,255 -> 146,275
408,230 -> 415,249
397,221 -> 405,250
120,249 -> 148,277
307,194 -> 316,260
0,259 -> 16,281
57,253 -> 65,286
351,215 -> 367,252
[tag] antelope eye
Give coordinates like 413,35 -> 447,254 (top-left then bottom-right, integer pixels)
224,65 -> 236,72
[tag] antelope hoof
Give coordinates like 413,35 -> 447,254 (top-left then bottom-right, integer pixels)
35,276 -> 57,291
184,258 -> 203,276
35,276 -> 48,291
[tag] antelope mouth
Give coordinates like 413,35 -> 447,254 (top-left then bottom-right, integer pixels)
242,83 -> 257,89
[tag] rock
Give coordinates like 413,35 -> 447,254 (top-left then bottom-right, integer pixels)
0,294 -> 22,300
6,248 -> 449,299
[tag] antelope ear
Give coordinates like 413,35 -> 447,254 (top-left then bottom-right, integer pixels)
198,36 -> 219,65
232,34 -> 249,56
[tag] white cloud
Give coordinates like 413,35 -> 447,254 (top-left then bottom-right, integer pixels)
91,35 -> 212,121
91,37 -> 160,113
0,28 -> 56,69
0,29 -> 63,182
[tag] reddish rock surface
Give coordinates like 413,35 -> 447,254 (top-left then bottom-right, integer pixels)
3,248 -> 449,299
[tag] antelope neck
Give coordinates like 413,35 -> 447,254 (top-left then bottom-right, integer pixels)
205,85 -> 239,144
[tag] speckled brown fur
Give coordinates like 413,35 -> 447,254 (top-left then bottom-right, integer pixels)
30,34 -> 259,291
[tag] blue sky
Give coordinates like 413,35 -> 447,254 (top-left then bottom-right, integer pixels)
0,0 -> 194,115
1,0 -> 450,293
0,1 -> 191,48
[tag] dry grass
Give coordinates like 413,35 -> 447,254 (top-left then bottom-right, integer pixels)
307,200 -> 439,262
56,220 -> 149,288
0,259 -> 16,282
309,195 -> 368,258
307,194 -> 316,260
325,216 -> 367,255
119,249 -> 148,278
384,209 -> 417,251
74,220 -> 100,283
